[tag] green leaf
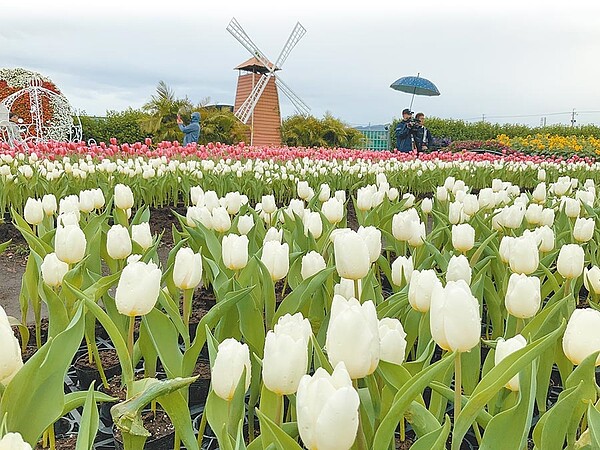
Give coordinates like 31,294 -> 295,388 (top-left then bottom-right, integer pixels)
255,408 -> 304,450
75,383 -> 100,450
586,403 -> 600,448
410,415 -> 451,450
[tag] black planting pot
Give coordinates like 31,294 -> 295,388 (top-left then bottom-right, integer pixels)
54,416 -> 77,437
189,358 -> 211,406
192,412 -> 219,450
74,349 -> 121,390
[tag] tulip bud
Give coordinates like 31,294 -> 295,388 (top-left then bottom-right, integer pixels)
201,190 -> 218,211
387,187 -> 399,201
448,201 -> 464,225
563,309 -> 600,366
334,230 -> 370,280
24,198 -> 44,225
92,188 -> 105,209
264,227 -> 283,244
452,224 -> 475,253
495,335 -> 527,391
538,169 -> 546,181
222,234 -> 249,271
430,280 -> 481,352
261,241 -> 290,281
585,266 -> 600,295
261,195 -> 277,214
402,193 -> 415,208
115,260 -> 161,316
41,252 -> 69,287
357,226 -> 381,264
536,225 -> 555,253
378,318 -> 407,365
356,186 -> 375,211
237,214 -> 255,235
173,248 -> 203,290
499,236 -> 515,263
557,244 -> 584,279
505,273 -> 541,318
301,251 -> 327,280
408,269 -> 442,312
326,295 -> 379,378
263,313 -> 311,395
421,197 -> 433,214
436,186 -> 449,202
321,198 -> 344,224
540,208 -> 555,227
55,224 -> 86,264
443,177 -> 455,191
114,184 -> 134,210
287,199 -> 305,219
532,182 -> 546,203
319,184 -> 331,202
190,186 -> 204,206
41,194 -> 57,216
78,190 -> 95,213
187,206 -> 212,229
212,338 -> 252,400
131,222 -> 153,250
391,256 -> 413,287
223,191 -> 243,215
296,362 -> 359,450
334,190 -> 347,203
59,195 -> 80,220
0,306 -> 24,386
303,212 -> 323,239
508,236 -> 539,275
446,254 -> 472,285
211,206 -> 232,233
408,221 -> 426,247
107,224 -> 132,260
297,181 -> 311,200
561,197 -> 580,218
478,188 -> 495,209
573,217 -> 595,243
462,194 -> 479,216
0,432 -> 32,450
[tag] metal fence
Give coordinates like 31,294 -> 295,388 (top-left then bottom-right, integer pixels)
355,126 -> 390,151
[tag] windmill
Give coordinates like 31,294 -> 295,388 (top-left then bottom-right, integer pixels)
227,18 -> 310,147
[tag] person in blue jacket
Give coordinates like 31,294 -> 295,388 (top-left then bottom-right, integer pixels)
177,111 -> 201,145
395,108 -> 416,153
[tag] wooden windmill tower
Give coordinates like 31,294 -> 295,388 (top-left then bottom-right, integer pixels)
227,18 -> 310,146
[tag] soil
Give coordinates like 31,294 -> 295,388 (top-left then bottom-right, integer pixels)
0,218 -> 28,319
183,290 -> 214,323
100,374 -> 128,402
74,348 -> 120,370
113,410 -> 175,448
274,279 -> 293,303
36,434 -> 78,450
149,205 -> 186,248
193,358 -> 211,379
395,436 -> 414,449
22,345 -> 39,362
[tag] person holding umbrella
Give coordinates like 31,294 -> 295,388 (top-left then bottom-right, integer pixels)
395,108 -> 417,153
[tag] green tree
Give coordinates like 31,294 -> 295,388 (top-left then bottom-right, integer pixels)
198,106 -> 249,145
281,114 -> 364,148
140,81 -> 192,142
80,108 -> 149,144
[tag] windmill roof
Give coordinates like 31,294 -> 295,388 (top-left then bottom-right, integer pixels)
234,57 -> 279,74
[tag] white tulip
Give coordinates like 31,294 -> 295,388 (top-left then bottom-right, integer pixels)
584,266 -> 600,295
297,181 -> 311,200
203,191 -> 220,211
525,203 -> 543,225
264,227 -> 283,244
540,208 -> 555,227
55,224 -> 86,264
41,252 -> 69,287
24,198 -> 44,225
407,221 -> 426,247
131,222 -> 153,250
478,188 -> 495,209
532,182 -> 546,203
211,206 -> 232,233
408,269 -> 442,313
538,169 -> 546,181
561,197 -> 580,218
446,254 -> 472,285
303,212 -> 323,239
334,190 -> 346,203
222,234 -> 249,271
237,215 -> 255,235
391,256 -> 413,287
115,260 -> 161,316
92,189 -> 105,209
334,278 -> 360,300
449,201 -> 465,225
261,195 -> 277,214
508,236 -> 539,275
537,225 -> 555,253
563,309 -> 600,366
301,251 -> 327,280
357,226 -> 381,264
392,208 -> 420,241
436,186 -> 449,202
261,241 -> 289,281
190,185 -> 204,206
326,295 -> 379,379
0,306 -> 24,386
356,185 -> 376,211
114,184 -> 134,210
421,197 -> 433,214
319,184 -> 331,202
263,313 -> 311,395
41,194 -> 57,216
287,199 -> 305,219
505,273 -> 541,319
557,244 -> 584,279
573,217 -> 595,243
321,198 -> 344,224
212,338 -> 252,401
430,280 -> 481,352
387,187 -> 399,201
495,335 -> 527,391
106,224 -> 132,260
452,224 -> 475,253
173,248 -> 203,290
0,432 -> 32,450
296,362 -> 359,450
78,190 -> 95,213
334,230 -> 370,280
378,318 -> 407,365
462,194 -> 479,216
223,191 -> 243,215
499,236 -> 515,263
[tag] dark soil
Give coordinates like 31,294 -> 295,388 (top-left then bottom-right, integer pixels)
36,434 -> 78,450
100,374 -> 128,402
183,290 -> 214,324
395,436 -> 414,449
113,410 -> 175,447
22,345 -> 38,362
193,358 -> 211,379
74,348 -> 120,370
148,205 -> 186,247
274,279 -> 293,303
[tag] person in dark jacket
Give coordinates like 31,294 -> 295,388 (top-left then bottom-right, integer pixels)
177,111 -> 201,145
413,112 -> 434,152
395,108 -> 416,152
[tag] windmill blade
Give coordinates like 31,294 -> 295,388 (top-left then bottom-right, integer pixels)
275,77 -> 310,117
235,73 -> 273,124
227,18 -> 273,71
274,22 -> 306,69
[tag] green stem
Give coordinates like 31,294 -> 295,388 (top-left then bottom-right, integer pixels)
182,288 -> 193,333
472,422 -> 483,445
48,423 -> 56,450
515,317 -> 524,335
128,315 -> 135,360
352,379 -> 368,450
354,278 -> 361,301
91,341 -> 109,389
400,416 -> 406,442
275,393 -> 283,428
196,409 -> 208,449
280,277 -> 288,302
454,351 -> 462,422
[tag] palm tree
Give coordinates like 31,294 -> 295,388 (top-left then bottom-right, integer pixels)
140,81 -> 192,142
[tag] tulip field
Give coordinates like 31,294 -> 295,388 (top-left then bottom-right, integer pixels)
3,140 -> 600,450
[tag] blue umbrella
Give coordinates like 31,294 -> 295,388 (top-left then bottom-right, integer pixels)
390,73 -> 440,110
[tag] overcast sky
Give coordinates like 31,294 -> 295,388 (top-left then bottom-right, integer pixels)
1,0 -> 599,127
